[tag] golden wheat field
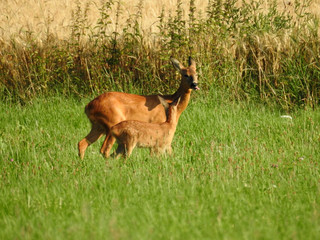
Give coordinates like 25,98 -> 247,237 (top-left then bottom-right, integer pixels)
0,0 -> 205,41
1,0 -> 320,42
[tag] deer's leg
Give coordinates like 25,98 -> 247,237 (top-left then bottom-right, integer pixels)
151,145 -> 166,156
101,116 -> 125,158
150,147 -> 157,156
151,147 -> 169,157
166,146 -> 173,155
124,142 -> 136,158
78,124 -> 104,159
115,143 -> 125,159
100,129 -> 115,157
100,133 -> 109,154
101,132 -> 117,158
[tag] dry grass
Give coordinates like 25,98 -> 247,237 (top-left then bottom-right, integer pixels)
1,0 -> 320,42
0,0 -> 204,41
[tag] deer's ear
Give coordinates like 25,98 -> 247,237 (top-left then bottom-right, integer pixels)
188,56 -> 196,69
170,58 -> 183,71
158,96 -> 169,110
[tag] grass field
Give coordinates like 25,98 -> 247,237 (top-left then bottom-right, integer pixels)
1,0 -> 319,238
0,89 -> 319,239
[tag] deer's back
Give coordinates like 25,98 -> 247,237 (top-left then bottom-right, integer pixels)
85,92 -> 168,128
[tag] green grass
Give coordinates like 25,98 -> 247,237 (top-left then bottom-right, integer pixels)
0,92 -> 319,239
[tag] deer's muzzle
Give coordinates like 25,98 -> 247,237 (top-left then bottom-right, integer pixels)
191,83 -> 199,90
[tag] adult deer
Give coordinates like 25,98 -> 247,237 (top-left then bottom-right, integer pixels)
108,96 -> 181,158
78,57 -> 199,159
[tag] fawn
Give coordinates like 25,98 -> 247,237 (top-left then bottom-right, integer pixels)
106,96 -> 181,158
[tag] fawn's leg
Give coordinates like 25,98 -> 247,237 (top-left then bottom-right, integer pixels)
166,145 -> 173,155
124,142 -> 136,158
114,143 -> 125,159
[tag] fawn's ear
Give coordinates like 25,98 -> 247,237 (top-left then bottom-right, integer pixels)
170,58 -> 184,72
171,96 -> 181,107
188,56 -> 196,69
158,96 -> 169,111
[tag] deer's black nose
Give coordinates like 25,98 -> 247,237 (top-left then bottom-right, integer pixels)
191,82 -> 199,90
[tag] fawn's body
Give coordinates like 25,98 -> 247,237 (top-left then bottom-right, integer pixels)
108,97 -> 180,158
78,57 -> 198,159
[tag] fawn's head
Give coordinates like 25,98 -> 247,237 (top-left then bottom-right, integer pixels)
158,96 -> 181,123
171,57 -> 199,91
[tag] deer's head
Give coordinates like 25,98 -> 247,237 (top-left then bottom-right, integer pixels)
171,57 -> 199,91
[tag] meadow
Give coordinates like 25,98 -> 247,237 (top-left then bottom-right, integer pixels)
1,0 -> 320,239
0,89 -> 319,239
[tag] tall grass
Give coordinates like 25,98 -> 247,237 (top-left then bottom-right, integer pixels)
0,0 -> 319,108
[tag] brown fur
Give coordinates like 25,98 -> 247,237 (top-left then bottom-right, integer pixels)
78,57 -> 198,159
108,97 -> 180,158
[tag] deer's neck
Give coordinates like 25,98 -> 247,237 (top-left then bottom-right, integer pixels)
172,86 -> 192,118
163,114 -> 178,133
166,108 -> 177,125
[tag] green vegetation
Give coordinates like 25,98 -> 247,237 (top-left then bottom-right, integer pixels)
0,0 -> 319,108
1,0 -> 319,239
0,92 -> 319,239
